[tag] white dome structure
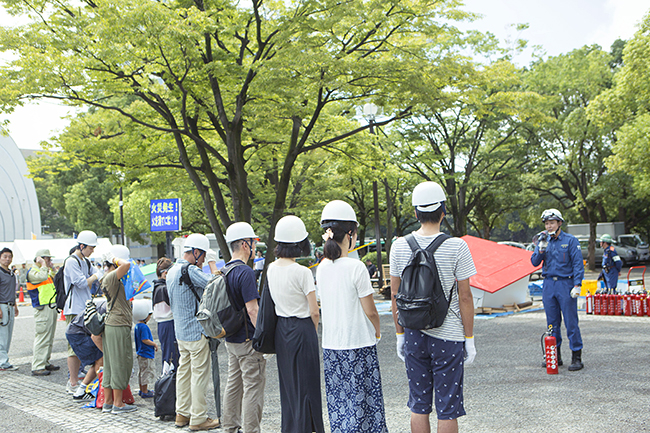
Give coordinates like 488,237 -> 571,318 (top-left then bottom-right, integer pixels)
0,130 -> 41,241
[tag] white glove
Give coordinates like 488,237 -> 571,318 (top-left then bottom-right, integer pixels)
538,239 -> 548,252
571,287 -> 581,298
396,333 -> 405,362
465,336 -> 476,365
206,249 -> 218,264
102,250 -> 116,265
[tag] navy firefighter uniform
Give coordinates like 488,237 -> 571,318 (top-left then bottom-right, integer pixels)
601,245 -> 622,290
531,230 -> 584,353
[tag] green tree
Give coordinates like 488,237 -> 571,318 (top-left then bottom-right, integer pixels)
27,151 -> 116,236
591,12 -> 650,202
393,59 -> 542,237
0,0 -> 475,259
523,45 -> 616,269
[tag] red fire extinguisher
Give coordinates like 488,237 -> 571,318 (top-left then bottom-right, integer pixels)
641,292 -> 648,316
586,291 -> 594,314
635,292 -> 644,317
624,292 -> 633,316
614,292 -> 622,316
600,290 -> 608,315
607,289 -> 616,316
542,325 -> 559,375
594,290 -> 602,315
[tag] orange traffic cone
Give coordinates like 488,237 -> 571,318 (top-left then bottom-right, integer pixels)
58,310 -> 65,321
18,286 -> 24,303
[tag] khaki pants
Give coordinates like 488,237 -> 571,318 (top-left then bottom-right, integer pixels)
32,306 -> 58,370
177,336 -> 211,426
222,340 -> 266,433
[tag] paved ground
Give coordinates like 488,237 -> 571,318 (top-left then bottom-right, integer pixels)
2,288 -> 650,432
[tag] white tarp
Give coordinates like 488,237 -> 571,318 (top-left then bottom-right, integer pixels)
9,238 -> 113,265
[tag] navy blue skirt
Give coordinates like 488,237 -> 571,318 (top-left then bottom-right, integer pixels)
323,345 -> 388,433
276,316 -> 325,433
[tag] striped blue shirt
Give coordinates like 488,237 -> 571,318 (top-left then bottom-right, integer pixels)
167,259 -> 212,342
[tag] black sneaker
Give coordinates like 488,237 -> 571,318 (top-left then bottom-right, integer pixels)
73,392 -> 95,403
45,364 -> 60,371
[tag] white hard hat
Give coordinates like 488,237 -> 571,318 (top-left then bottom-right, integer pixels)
412,182 -> 446,212
132,299 -> 152,322
225,222 -> 258,244
183,233 -> 210,252
77,230 -> 98,247
541,209 -> 564,223
275,215 -> 309,243
320,200 -> 358,224
110,244 -> 130,261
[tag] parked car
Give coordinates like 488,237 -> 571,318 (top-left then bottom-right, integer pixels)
576,236 -> 638,267
617,234 -> 649,262
498,241 -> 528,250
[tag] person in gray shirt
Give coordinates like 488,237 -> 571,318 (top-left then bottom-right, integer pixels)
63,230 -> 99,394
0,247 -> 19,371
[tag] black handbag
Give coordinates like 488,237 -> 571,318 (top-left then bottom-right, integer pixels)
252,280 -> 278,354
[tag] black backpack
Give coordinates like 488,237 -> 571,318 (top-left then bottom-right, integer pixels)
52,254 -> 91,312
396,233 -> 451,330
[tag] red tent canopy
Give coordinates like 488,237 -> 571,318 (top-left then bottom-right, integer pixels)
461,235 -> 542,294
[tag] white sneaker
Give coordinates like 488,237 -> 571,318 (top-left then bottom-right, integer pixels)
73,384 -> 86,398
66,380 -> 76,395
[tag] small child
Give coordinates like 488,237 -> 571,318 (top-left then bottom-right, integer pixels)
134,311 -> 158,398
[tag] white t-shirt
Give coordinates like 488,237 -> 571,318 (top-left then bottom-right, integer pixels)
390,232 -> 476,342
268,262 -> 315,319
316,257 -> 377,350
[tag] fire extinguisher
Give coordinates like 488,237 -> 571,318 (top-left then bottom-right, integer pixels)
607,289 -> 616,316
586,290 -> 594,314
624,292 -> 633,316
594,289 -> 601,315
600,290 -> 608,315
641,291 -> 648,316
614,291 -> 622,316
635,292 -> 643,317
541,325 -> 559,375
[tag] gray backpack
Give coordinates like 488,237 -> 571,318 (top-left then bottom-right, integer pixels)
180,262 -> 246,339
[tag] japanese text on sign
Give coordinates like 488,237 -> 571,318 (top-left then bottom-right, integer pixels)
150,198 -> 182,232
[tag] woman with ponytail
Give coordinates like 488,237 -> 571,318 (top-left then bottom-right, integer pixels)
268,215 -> 324,433
315,200 -> 387,433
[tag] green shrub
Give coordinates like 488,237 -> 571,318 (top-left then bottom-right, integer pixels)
361,251 -> 388,266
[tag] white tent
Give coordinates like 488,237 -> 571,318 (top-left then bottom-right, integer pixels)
10,238 -> 113,265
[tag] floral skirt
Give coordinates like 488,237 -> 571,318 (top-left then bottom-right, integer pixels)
323,345 -> 388,433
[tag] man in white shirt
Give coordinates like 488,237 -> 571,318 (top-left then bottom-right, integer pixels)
390,182 -> 477,433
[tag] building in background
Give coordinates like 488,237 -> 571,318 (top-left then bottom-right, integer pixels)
0,129 -> 41,241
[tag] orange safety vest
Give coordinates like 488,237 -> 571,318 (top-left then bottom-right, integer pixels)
26,277 -> 56,306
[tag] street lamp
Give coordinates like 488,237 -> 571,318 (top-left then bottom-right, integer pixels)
363,103 -> 383,289
363,103 -> 378,134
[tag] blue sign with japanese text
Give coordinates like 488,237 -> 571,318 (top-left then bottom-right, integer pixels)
150,198 -> 182,232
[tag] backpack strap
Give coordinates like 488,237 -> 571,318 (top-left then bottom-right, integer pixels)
67,254 -> 83,309
180,263 -> 201,304
404,233 -> 450,254
425,233 -> 451,254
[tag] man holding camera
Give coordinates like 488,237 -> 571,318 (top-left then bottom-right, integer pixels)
531,209 -> 585,371
27,249 -> 60,376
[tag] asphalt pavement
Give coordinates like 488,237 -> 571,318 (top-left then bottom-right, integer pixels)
1,291 -> 650,432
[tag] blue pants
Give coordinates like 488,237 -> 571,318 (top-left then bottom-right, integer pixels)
542,278 -> 583,352
603,269 -> 619,291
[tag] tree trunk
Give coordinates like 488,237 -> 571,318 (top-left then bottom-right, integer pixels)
588,219 -> 597,271
384,180 -> 393,259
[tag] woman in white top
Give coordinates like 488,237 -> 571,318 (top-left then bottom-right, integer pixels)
268,215 -> 324,433
315,200 -> 387,433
